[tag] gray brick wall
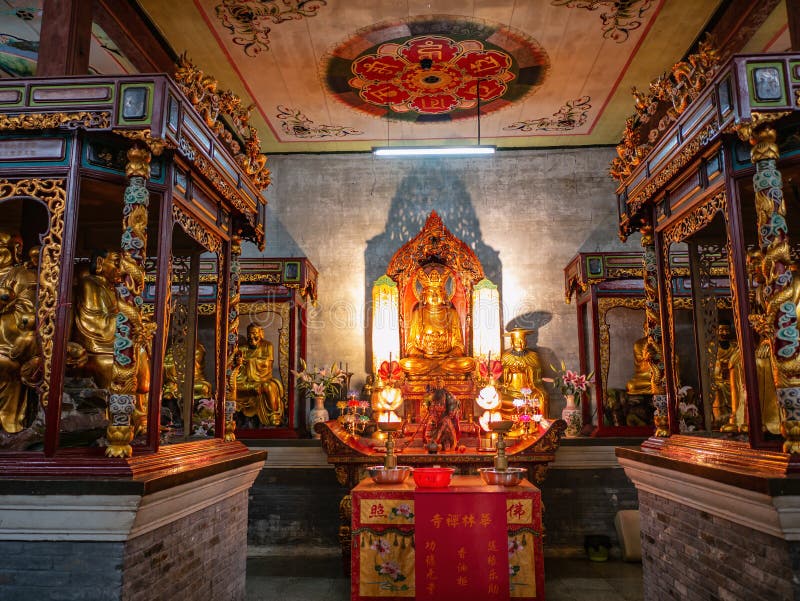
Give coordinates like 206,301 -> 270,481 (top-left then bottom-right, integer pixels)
122,489 -> 249,601
0,540 -> 124,600
248,468 -> 345,547
0,490 -> 249,601
639,489 -> 798,601
541,467 -> 639,554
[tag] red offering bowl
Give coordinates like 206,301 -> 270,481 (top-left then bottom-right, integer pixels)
413,466 -> 455,488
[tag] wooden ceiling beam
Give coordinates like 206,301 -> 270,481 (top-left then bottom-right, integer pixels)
36,0 -> 93,76
93,0 -> 177,75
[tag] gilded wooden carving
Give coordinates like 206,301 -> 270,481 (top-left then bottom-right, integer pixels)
0,179 -> 65,407
0,111 -> 111,131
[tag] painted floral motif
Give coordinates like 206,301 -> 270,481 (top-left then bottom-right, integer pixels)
507,535 -> 527,589
551,0 -> 655,43
505,96 -> 592,132
389,503 -> 414,520
349,35 -> 514,115
369,537 -> 410,591
215,0 -> 327,56
276,106 -> 362,138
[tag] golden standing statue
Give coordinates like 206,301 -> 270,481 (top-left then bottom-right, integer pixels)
0,231 -> 38,433
500,329 -> 550,419
712,323 -> 742,429
400,267 -> 475,377
235,323 -> 284,426
72,250 -> 122,390
626,336 -> 664,395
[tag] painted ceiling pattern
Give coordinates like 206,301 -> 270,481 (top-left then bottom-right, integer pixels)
43,0 -> 779,152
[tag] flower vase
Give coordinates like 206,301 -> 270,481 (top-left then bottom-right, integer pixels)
561,393 -> 582,437
309,394 -> 329,438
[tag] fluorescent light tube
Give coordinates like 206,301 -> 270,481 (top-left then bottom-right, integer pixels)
373,146 -> 496,157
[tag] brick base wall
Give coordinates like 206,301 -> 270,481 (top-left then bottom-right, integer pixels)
248,468 -> 345,547
0,490 -> 251,601
122,489 -> 249,601
0,540 -> 125,600
638,490 -> 797,600
541,467 -> 639,555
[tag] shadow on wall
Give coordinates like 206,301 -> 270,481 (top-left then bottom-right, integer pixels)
363,163 -> 501,373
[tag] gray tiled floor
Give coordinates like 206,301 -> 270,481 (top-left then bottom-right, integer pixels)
246,552 -> 643,601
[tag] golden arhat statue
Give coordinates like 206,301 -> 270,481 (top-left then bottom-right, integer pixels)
0,230 -> 38,433
399,266 -> 475,377
235,323 -> 285,426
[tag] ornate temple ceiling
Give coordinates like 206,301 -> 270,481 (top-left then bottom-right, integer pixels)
0,1 -> 791,153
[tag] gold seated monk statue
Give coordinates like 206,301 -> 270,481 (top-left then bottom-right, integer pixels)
399,267 -> 475,377
235,323 -> 285,426
500,328 -> 550,419
0,230 -> 38,433
162,344 -> 214,404
626,336 -> 664,395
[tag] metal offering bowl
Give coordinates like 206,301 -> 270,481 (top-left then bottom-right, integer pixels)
487,420 -> 514,433
366,465 -> 413,484
478,467 -> 527,487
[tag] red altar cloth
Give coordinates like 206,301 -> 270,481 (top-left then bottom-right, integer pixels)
351,475 -> 544,601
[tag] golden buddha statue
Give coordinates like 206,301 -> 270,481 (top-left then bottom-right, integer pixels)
712,322 -> 740,429
625,336 -> 664,395
500,328 -> 550,419
0,231 -> 38,433
235,323 -> 284,426
399,267 -> 475,377
72,250 -> 122,390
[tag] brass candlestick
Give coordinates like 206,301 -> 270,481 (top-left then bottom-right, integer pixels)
378,420 -> 403,469
488,420 -> 513,471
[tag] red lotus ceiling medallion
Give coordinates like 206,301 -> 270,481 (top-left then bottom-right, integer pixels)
349,35 -> 514,115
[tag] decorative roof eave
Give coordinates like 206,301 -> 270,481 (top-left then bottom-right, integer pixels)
0,74 -> 267,246
614,50 -> 800,238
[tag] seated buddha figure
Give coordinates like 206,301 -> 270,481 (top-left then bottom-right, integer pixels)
500,328 -> 550,419
399,267 -> 475,377
626,336 -> 664,395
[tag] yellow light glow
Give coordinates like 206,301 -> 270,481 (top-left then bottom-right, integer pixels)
472,278 -> 501,361
371,274 -> 400,374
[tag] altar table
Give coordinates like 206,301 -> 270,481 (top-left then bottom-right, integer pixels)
351,475 -> 544,600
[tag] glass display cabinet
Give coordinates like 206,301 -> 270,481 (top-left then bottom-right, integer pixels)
614,44 -> 800,468
0,63 -> 270,466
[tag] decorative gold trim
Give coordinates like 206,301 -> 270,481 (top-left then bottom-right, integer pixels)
598,297 -> 646,408
734,111 -> 791,155
184,138 -> 257,229
662,191 -> 727,247
0,178 -> 66,406
626,123 -> 720,215
0,111 -> 111,131
610,36 -> 720,183
172,204 -> 222,253
175,55 -> 271,190
112,129 -> 170,157
240,272 -> 281,283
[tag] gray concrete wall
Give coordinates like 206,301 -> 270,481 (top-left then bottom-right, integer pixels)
245,148 -> 635,416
